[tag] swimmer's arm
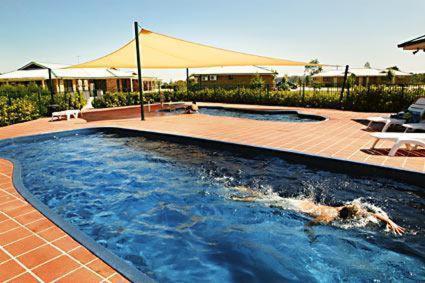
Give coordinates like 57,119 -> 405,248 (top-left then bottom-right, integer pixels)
372,213 -> 405,235
230,196 -> 257,202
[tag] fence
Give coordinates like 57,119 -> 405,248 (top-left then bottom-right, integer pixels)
188,83 -> 425,99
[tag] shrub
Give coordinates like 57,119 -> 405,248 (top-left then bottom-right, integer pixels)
91,85 -> 424,113
0,97 -> 40,127
55,92 -> 87,111
7,98 -> 40,125
0,84 -> 86,126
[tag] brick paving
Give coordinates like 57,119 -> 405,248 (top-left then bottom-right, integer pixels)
0,102 -> 423,282
0,160 -> 128,282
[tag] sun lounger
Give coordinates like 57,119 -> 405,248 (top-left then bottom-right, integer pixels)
366,116 -> 405,132
370,132 -> 425,156
366,97 -> 425,132
403,122 -> 425,132
51,110 -> 80,121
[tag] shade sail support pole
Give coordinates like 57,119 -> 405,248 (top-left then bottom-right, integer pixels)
134,21 -> 145,121
47,68 -> 56,115
48,68 -> 54,104
339,65 -> 349,109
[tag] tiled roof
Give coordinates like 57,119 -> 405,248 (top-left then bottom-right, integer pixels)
312,68 -> 411,77
0,61 -> 159,81
190,66 -> 277,75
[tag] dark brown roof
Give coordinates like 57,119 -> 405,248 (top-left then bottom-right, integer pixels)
398,35 -> 425,51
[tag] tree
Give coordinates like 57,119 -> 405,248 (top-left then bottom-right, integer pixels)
304,75 -> 312,86
347,73 -> 357,87
277,75 -> 291,90
304,59 -> 323,76
364,62 -> 371,69
386,69 -> 395,83
250,73 -> 265,89
386,66 -> 400,71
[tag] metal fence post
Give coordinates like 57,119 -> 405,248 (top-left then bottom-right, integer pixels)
302,83 -> 305,105
37,89 -> 42,113
186,68 -> 189,97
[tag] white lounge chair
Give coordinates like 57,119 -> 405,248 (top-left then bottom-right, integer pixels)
51,110 -> 80,121
366,97 -> 425,132
366,116 -> 405,132
370,132 -> 425,156
403,122 -> 425,132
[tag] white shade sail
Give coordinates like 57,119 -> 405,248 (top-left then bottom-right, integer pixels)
70,29 -> 313,69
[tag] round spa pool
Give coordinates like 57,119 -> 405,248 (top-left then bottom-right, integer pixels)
160,106 -> 325,122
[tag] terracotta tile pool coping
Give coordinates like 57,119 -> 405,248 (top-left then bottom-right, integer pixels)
0,102 -> 424,282
0,159 -> 129,282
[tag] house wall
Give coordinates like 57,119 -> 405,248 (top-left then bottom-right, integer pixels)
0,76 -> 161,93
106,79 -> 118,92
195,74 -> 275,88
313,75 -> 412,87
132,79 -> 158,92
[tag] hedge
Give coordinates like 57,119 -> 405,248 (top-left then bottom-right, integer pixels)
1,84 -> 423,127
0,84 -> 86,127
93,85 -> 424,113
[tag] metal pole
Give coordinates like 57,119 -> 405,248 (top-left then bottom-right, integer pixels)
134,21 -> 145,121
48,68 -> 54,104
339,65 -> 349,107
186,68 -> 190,97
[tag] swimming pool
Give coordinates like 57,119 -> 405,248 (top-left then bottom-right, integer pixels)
162,106 -> 325,122
1,129 -> 424,282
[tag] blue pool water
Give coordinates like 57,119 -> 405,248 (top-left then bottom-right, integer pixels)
164,107 -> 323,122
0,129 -> 424,282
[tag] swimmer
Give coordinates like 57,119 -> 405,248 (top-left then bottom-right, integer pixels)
185,101 -> 199,114
230,186 -> 405,235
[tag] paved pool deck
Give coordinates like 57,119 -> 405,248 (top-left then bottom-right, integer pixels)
0,103 -> 424,282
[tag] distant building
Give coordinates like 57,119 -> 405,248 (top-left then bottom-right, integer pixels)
312,67 -> 412,86
191,66 -> 277,89
0,61 -> 159,97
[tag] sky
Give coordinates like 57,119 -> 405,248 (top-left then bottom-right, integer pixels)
0,0 -> 424,81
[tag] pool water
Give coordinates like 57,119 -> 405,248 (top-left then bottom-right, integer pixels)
0,130 -> 424,282
165,107 -> 323,122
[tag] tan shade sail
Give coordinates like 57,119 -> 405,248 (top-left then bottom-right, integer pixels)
70,29 -> 312,69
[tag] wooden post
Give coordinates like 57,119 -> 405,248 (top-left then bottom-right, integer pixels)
134,21 -> 145,121
339,65 -> 349,108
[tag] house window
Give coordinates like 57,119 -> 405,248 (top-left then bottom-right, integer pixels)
202,75 -> 209,81
209,75 -> 217,81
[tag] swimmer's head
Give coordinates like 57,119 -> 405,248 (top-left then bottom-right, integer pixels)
339,203 -> 361,219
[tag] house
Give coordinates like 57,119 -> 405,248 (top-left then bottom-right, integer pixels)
0,61 -> 159,97
312,67 -> 412,87
190,66 -> 277,89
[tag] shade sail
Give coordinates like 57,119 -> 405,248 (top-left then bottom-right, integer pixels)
70,29 -> 312,69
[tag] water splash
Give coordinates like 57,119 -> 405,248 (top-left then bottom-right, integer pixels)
227,186 -> 391,231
